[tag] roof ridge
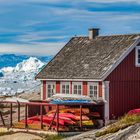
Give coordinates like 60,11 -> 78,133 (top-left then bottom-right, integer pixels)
98,33 -> 140,37
72,33 -> 140,38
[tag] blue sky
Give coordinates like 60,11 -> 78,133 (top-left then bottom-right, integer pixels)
0,0 -> 140,56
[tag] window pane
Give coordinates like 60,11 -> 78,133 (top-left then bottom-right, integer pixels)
74,90 -> 77,94
139,59 -> 140,63
62,89 -> 65,93
66,85 -> 69,89
94,91 -> 97,99
62,85 -> 65,89
94,86 -> 97,90
89,91 -> 93,97
78,90 -> 81,95
90,86 -> 93,90
48,85 -> 51,89
78,85 -> 81,90
48,89 -> 51,93
138,49 -> 140,64
74,85 -> 77,90
66,89 -> 69,94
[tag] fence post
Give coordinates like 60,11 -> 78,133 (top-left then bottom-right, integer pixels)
10,103 -> 13,127
0,111 -> 5,126
18,102 -> 20,122
56,105 -> 59,132
40,105 -> 43,129
25,104 -> 28,128
80,105 -> 82,130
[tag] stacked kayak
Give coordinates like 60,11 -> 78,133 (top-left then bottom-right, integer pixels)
20,107 -> 101,131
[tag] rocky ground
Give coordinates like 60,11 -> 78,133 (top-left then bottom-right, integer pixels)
63,123 -> 140,140
0,132 -> 42,140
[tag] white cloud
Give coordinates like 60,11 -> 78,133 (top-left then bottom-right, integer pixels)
85,0 -> 140,4
0,42 -> 65,56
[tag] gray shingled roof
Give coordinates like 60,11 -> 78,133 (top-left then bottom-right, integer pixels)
36,34 -> 140,80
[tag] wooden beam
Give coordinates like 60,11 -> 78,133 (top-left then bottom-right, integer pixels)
40,105 -> 43,129
25,104 -> 28,128
80,105 -> 83,130
10,103 -> 12,127
18,102 -> 20,122
0,111 -> 5,126
48,108 -> 57,130
56,105 -> 59,132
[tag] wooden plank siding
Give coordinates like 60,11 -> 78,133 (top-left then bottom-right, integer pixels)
56,81 -> 60,93
83,82 -> 88,96
106,49 -> 140,119
99,82 -> 103,97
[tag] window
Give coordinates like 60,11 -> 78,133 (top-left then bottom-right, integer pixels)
47,82 -> 56,98
88,82 -> 98,100
135,46 -> 140,67
72,82 -> 82,95
61,82 -> 70,94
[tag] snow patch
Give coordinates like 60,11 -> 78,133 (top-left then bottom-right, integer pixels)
0,57 -> 45,96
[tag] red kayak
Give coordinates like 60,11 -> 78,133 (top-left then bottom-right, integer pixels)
48,113 -> 76,125
48,113 -> 77,120
128,109 -> 140,115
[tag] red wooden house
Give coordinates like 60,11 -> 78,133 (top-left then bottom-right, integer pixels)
36,28 -> 140,121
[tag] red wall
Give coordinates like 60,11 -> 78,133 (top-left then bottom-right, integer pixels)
106,49 -> 140,119
99,82 -> 102,97
83,82 -> 87,96
56,81 -> 60,93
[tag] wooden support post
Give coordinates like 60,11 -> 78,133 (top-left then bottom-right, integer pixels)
40,105 -> 43,129
10,103 -> 13,127
103,105 -> 105,126
80,105 -> 82,130
48,108 -> 57,130
0,111 -> 5,126
56,105 -> 59,132
18,102 -> 20,122
25,104 -> 28,128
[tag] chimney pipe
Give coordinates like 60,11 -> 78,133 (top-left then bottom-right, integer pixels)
88,28 -> 99,39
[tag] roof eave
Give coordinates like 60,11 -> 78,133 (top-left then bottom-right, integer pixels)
35,78 -> 102,82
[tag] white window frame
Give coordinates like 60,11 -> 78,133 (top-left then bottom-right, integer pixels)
46,82 -> 56,98
60,82 -> 70,94
72,82 -> 83,95
88,82 -> 99,100
135,46 -> 140,67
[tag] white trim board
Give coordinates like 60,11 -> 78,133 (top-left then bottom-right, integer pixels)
36,79 -> 102,82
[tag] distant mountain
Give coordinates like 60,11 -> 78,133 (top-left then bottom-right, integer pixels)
0,57 -> 45,95
0,54 -> 52,69
1,57 -> 44,74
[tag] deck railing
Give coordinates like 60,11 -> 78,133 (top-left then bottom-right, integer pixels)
0,101 -> 104,132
